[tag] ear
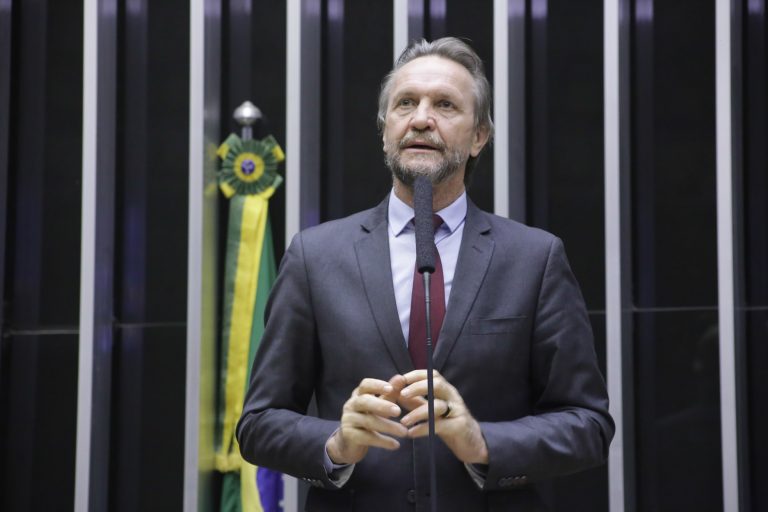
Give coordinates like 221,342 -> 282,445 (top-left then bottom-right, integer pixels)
469,124 -> 490,157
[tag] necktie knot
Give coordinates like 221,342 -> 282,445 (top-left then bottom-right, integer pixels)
412,215 -> 444,235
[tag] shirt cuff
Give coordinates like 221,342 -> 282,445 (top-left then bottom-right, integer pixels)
464,462 -> 489,489
323,435 -> 355,488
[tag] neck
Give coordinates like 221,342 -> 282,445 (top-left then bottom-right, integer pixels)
393,172 -> 465,212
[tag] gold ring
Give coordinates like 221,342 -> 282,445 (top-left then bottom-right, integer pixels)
441,401 -> 452,419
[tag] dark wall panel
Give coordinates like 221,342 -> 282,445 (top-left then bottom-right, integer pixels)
7,0 -> 83,329
111,0 -> 189,508
629,1 -> 721,509
523,1 -> 608,507
1,334 -> 79,511
251,0 -> 287,257
746,310 -> 768,510
527,0 -> 605,311
631,0 -> 717,310
321,0 -> 394,221
442,0 -> 494,213
1,0 -> 83,508
115,0 -> 189,337
634,310 -> 722,511
743,1 -> 768,509
743,0 -> 768,309
110,326 -> 186,512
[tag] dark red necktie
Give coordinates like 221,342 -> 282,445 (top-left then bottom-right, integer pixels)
408,215 -> 446,369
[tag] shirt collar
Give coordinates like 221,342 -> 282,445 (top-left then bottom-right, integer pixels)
388,188 -> 467,237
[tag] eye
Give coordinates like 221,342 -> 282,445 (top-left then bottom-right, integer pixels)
397,98 -> 415,107
437,99 -> 455,109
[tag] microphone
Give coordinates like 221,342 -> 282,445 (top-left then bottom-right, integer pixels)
413,176 -> 435,274
412,175 -> 438,512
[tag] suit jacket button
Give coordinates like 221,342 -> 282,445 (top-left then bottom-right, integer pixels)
511,476 -> 528,487
498,477 -> 512,488
407,489 -> 417,504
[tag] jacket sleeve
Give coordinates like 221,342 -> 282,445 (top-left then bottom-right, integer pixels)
236,232 -> 342,489
479,237 -> 615,490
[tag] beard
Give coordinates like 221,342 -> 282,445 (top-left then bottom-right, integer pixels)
384,132 -> 467,186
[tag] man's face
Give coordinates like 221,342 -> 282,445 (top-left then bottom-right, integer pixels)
382,55 -> 488,186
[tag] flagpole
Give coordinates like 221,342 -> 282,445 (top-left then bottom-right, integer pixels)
225,100 -> 287,512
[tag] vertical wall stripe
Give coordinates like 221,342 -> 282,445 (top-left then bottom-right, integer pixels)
604,0 -> 629,510
186,0 -> 222,508
408,0 -> 424,43
494,0 -> 527,222
715,0 -> 741,510
284,0 -> 322,506
507,0 -> 527,223
493,0 -> 509,218
77,0 -> 117,509
284,1 -> 301,509
75,2 -> 98,507
286,0 -> 321,234
394,0 -> 408,62
285,0 -> 302,244
184,0 -> 204,509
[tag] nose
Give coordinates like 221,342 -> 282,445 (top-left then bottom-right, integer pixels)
409,101 -> 435,131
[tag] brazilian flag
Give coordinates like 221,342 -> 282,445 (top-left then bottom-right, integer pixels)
215,133 -> 284,512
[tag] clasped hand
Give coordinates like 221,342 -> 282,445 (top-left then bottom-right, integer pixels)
325,370 -> 489,466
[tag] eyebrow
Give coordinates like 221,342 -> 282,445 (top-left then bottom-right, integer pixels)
391,87 -> 463,103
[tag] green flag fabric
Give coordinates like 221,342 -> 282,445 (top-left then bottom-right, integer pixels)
215,133 -> 284,512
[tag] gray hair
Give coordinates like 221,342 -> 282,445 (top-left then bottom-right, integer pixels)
377,37 -> 494,183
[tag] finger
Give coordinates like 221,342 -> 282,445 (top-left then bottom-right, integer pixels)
400,369 -> 430,384
405,421 -> 430,439
397,393 -> 426,413
346,393 -> 402,418
340,427 -> 402,450
400,402 -> 429,427
400,400 -> 443,427
440,400 -> 453,419
390,374 -> 421,409
354,378 -> 395,397
400,374 -> 451,400
377,375 -> 406,403
387,374 -> 407,394
400,399 -> 453,427
342,411 -> 408,438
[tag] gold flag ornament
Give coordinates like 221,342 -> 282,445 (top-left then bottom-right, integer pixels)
217,133 -> 284,198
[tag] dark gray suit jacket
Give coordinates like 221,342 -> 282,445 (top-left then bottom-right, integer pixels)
237,197 -> 614,512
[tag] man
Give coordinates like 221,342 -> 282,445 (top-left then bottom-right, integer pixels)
237,37 -> 613,511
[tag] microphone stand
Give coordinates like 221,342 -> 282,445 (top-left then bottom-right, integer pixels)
413,175 -> 438,512
422,270 -> 438,512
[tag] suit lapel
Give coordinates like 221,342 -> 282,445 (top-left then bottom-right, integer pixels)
354,199 -> 414,374
435,200 -> 494,369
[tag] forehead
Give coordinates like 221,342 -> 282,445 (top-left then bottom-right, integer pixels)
389,56 -> 474,101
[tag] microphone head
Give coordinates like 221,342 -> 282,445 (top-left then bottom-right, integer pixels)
413,176 -> 436,273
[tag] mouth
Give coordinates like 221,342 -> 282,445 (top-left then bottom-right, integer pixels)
401,140 -> 442,152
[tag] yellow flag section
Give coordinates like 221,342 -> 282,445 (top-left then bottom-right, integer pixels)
216,186 -> 277,512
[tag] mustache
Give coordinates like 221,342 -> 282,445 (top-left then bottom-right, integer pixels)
398,132 -> 445,151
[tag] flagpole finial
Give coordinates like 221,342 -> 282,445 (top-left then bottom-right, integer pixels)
234,101 -> 262,140
234,101 -> 262,126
